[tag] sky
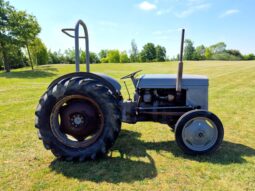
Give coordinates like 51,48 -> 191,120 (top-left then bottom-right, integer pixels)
8,0 -> 255,57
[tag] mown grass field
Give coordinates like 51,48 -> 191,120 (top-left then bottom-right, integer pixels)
0,61 -> 255,191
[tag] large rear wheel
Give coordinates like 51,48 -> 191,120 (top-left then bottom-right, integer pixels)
35,76 -> 121,161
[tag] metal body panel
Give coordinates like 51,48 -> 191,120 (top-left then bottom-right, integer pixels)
136,74 -> 208,110
137,74 -> 208,88
186,86 -> 208,109
96,73 -> 121,91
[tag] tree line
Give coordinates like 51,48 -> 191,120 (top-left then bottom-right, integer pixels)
46,41 -> 166,65
44,39 -> 255,66
183,40 -> 255,61
1,0 -> 255,72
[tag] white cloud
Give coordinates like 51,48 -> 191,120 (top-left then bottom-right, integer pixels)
220,9 -> 240,18
138,1 -> 157,11
175,3 -> 211,18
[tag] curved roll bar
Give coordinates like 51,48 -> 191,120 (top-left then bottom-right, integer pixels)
62,20 -> 90,73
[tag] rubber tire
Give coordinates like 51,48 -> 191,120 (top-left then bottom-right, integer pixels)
175,110 -> 224,155
35,76 -> 122,161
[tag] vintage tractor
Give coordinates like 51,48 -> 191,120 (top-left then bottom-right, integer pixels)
35,20 -> 224,161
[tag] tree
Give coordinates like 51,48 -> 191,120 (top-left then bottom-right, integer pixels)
98,49 -> 108,60
120,51 -> 129,63
0,55 -> 3,69
140,43 -> 156,62
90,52 -> 100,63
0,0 -> 41,71
155,45 -> 166,61
2,43 -> 26,68
183,39 -> 195,60
64,48 -> 75,64
100,57 -> 109,63
107,50 -> 120,63
48,50 -> 64,64
130,39 -> 139,62
243,53 -> 255,60
0,0 -> 15,72
80,50 -> 86,63
209,42 -> 226,54
9,10 -> 41,70
195,45 -> 206,60
30,38 -> 48,65
226,49 -> 242,59
80,51 -> 100,64
205,48 -> 212,60
0,50 -> 3,69
210,53 -> 229,60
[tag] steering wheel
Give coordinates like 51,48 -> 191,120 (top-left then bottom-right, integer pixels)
121,70 -> 142,80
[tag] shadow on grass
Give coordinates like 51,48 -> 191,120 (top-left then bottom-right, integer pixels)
49,130 -> 158,183
0,66 -> 58,79
171,140 -> 255,164
49,129 -> 255,183
113,129 -> 255,165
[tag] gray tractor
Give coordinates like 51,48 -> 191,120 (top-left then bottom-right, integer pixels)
35,20 -> 224,161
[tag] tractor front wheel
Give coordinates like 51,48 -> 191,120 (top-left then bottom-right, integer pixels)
175,110 -> 224,155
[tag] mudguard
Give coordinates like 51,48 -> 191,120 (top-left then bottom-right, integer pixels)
96,73 -> 121,91
48,72 -> 121,98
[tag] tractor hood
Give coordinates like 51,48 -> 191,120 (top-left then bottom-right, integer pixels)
137,74 -> 208,89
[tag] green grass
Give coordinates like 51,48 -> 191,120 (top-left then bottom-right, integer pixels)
0,61 -> 255,191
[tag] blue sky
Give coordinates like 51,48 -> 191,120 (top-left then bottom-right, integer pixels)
9,0 -> 255,57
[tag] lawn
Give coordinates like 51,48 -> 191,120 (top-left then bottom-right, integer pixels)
0,61 -> 255,191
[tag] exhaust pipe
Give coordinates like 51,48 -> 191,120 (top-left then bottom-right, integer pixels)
176,29 -> 185,93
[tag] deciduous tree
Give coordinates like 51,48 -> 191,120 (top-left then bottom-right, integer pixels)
140,43 -> 156,62
107,50 -> 120,63
209,42 -> 226,54
10,10 -> 41,70
130,39 -> 139,62
155,45 -> 166,61
184,39 -> 195,60
120,51 -> 129,63
205,48 -> 212,60
30,38 -> 48,65
89,52 -> 100,63
195,45 -> 206,60
0,0 -> 14,72
98,49 -> 108,60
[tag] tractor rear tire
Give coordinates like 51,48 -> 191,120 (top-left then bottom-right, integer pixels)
175,110 -> 224,155
35,76 -> 121,161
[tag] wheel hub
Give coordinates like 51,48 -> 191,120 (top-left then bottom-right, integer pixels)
70,113 -> 87,128
50,94 -> 105,148
57,99 -> 103,142
182,117 -> 218,152
198,132 -> 204,138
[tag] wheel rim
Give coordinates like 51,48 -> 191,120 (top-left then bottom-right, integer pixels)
182,117 -> 218,152
50,95 -> 104,148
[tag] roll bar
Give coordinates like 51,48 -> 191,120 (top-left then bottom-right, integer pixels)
62,20 -> 90,72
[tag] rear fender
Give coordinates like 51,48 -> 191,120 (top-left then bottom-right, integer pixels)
48,72 -> 121,98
